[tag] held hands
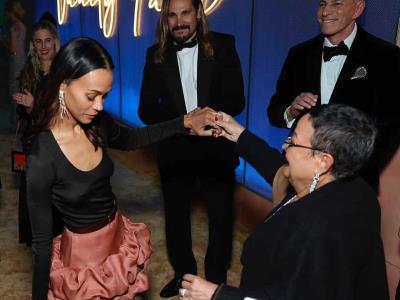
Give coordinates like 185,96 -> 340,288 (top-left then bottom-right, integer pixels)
184,108 -> 245,142
12,89 -> 34,108
184,107 -> 219,136
213,111 -> 245,142
287,93 -> 317,121
180,274 -> 218,300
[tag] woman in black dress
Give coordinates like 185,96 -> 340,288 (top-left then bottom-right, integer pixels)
26,37 -> 217,300
180,104 -> 389,300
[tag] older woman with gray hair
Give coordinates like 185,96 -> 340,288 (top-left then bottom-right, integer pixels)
180,104 -> 388,300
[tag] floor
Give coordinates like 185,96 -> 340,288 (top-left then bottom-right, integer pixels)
0,130 -> 249,299
1,125 -> 398,299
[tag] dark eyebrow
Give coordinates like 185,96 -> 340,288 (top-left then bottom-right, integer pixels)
87,88 -> 112,95
87,89 -> 103,94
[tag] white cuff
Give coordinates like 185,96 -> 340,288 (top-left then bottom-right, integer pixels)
283,106 -> 295,128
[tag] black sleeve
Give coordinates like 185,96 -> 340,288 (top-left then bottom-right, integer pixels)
267,48 -> 298,128
236,129 -> 286,185
101,112 -> 187,150
215,210 -> 388,300
26,138 -> 55,300
209,35 -> 245,116
138,47 -> 170,125
212,284 -> 249,300
16,104 -> 31,121
261,214 -> 387,300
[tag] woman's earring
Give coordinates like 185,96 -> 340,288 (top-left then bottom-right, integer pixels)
59,90 -> 67,119
309,171 -> 320,193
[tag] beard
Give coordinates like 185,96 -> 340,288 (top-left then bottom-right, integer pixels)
171,25 -> 193,44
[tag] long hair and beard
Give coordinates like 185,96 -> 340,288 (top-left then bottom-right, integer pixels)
154,0 -> 214,63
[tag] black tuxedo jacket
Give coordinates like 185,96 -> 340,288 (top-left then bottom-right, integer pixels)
139,32 -> 245,170
267,27 -> 400,134
214,130 -> 389,300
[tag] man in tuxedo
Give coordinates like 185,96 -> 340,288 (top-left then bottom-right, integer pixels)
267,0 -> 400,190
138,0 -> 245,297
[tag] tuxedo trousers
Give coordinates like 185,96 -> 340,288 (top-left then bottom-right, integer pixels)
159,159 -> 235,284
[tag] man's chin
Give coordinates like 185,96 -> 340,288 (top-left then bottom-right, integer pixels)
173,35 -> 190,44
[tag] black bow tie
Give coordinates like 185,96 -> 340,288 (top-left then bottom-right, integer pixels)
323,41 -> 349,62
174,36 -> 198,52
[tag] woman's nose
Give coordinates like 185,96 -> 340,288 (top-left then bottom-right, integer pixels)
93,98 -> 103,111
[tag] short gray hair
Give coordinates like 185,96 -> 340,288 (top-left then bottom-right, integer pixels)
307,104 -> 376,179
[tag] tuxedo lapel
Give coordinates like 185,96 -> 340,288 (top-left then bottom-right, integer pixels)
197,46 -> 214,108
330,29 -> 366,103
308,39 -> 323,105
163,48 -> 187,113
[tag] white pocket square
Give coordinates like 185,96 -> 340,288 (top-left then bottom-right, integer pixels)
351,66 -> 367,80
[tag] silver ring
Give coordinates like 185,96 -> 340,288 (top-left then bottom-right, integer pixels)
179,288 -> 187,297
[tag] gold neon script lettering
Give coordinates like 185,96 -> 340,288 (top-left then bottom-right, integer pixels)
57,0 -> 223,38
57,0 -> 118,38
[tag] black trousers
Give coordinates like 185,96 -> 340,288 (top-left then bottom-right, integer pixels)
160,159 -> 235,284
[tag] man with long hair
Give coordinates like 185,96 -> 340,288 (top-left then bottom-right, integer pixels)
138,0 -> 245,297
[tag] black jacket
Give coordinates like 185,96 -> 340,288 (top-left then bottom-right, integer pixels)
138,32 -> 245,170
214,130 -> 389,300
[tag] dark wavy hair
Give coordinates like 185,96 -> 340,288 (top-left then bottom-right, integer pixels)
307,104 -> 377,179
33,37 -> 114,149
154,0 -> 214,63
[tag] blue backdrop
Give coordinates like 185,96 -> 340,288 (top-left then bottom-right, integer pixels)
33,0 -> 400,198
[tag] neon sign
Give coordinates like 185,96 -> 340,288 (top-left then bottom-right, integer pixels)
57,0 -> 224,38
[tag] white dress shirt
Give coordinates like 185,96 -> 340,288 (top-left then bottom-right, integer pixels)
284,24 -> 358,128
320,24 -> 357,104
177,45 -> 199,113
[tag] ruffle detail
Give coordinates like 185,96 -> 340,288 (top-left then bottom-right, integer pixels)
48,214 -> 152,300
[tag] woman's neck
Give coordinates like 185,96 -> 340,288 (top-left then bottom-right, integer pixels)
51,116 -> 82,137
41,60 -> 52,74
293,173 -> 336,200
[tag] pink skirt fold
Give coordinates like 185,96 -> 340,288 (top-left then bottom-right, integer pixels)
48,211 -> 152,300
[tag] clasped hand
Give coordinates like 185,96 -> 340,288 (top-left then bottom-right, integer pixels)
186,108 -> 245,142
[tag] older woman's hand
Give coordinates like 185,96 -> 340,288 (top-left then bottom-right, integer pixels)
184,107 -> 219,136
12,89 -> 34,108
213,111 -> 245,142
180,274 -> 219,300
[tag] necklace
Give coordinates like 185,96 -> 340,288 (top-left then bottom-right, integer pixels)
264,194 -> 297,223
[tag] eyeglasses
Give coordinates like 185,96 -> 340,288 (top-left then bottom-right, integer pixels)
282,136 -> 327,153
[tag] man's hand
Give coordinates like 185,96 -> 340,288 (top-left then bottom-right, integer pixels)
180,274 -> 218,300
213,111 -> 245,142
184,107 -> 218,136
287,93 -> 317,121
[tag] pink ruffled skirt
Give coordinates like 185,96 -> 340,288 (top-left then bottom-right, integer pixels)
48,211 -> 152,300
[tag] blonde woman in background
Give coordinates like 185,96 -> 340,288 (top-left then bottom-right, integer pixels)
12,19 -> 61,246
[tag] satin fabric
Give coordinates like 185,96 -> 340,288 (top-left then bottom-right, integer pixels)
48,211 -> 152,300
